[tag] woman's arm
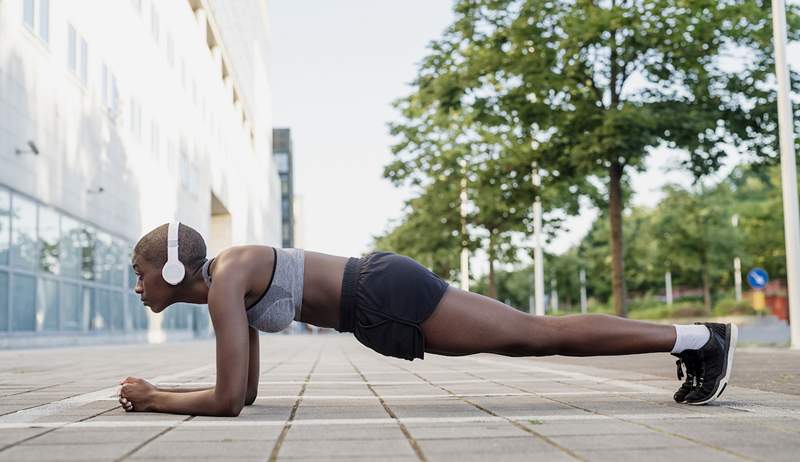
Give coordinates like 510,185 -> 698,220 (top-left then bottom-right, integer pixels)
123,267 -> 251,417
246,326 -> 259,405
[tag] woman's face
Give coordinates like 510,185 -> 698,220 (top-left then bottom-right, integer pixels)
131,254 -> 171,313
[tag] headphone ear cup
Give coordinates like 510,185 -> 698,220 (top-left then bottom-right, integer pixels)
162,261 -> 186,285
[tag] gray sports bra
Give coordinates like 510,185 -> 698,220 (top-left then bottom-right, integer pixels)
201,247 -> 305,333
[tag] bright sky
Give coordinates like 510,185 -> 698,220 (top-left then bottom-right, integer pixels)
268,0 -> 800,277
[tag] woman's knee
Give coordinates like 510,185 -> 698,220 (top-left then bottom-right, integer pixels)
498,315 -> 562,357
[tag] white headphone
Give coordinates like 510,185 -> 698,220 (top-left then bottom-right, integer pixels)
161,221 -> 186,285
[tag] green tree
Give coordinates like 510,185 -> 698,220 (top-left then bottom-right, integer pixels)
397,0 -> 800,317
652,185 -> 737,312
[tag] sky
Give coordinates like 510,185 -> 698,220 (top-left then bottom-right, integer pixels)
267,0 -> 800,278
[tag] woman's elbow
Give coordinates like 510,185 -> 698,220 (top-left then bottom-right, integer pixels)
217,395 -> 245,417
245,391 -> 257,406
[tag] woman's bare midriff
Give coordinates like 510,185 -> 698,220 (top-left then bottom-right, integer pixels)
298,250 -> 349,329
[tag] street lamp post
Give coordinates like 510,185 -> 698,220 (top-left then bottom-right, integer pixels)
532,162 -> 545,316
732,214 -> 742,302
771,0 -> 800,349
459,158 -> 469,291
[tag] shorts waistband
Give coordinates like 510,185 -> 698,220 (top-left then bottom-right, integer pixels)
338,256 -> 362,333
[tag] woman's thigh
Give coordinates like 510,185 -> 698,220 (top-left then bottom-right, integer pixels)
420,286 -> 558,356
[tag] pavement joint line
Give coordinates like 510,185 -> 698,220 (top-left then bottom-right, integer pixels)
268,349 -> 322,462
0,364 -> 215,423
91,391 -> 663,402
384,360 -> 587,462
345,350 -> 427,462
151,377 -> 656,386
464,364 -> 758,461
0,410 -> 797,431
115,416 -> 195,462
469,356 -> 665,393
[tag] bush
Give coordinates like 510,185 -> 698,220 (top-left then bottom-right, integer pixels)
713,298 -> 756,316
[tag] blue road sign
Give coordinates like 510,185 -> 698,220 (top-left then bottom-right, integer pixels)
747,268 -> 769,290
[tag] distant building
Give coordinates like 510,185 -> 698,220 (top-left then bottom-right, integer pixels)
293,194 -> 305,249
0,0 -> 281,348
273,128 -> 295,248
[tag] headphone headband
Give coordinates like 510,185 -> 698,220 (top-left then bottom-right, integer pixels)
162,221 -> 185,285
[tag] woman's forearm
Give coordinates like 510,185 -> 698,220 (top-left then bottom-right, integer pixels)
157,386 -> 214,393
151,388 -> 238,416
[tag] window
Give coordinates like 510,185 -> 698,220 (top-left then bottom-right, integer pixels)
67,24 -> 77,72
281,180 -> 288,195
23,0 -> 34,28
12,274 -> 36,331
22,0 -> 49,44
38,0 -> 49,42
274,152 -> 289,173
38,206 -> 59,274
102,63 -> 119,115
61,282 -> 82,331
166,34 -> 174,67
80,37 -> 88,85
129,99 -> 142,139
36,277 -> 59,330
0,271 -> 8,331
150,119 -> 160,157
10,194 -> 37,271
59,215 -> 81,279
68,24 -> 89,86
150,3 -> 160,44
0,188 -> 10,266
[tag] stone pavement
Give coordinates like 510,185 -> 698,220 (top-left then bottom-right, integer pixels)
0,335 -> 799,461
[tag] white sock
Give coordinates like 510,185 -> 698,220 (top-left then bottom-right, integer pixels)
671,324 -> 711,353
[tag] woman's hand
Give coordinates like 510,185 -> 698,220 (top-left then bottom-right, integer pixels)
118,377 -> 157,412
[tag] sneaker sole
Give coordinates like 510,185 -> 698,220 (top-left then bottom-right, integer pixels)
687,323 -> 737,405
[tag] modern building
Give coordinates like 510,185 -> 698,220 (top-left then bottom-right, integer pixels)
272,128 -> 294,248
0,0 -> 281,348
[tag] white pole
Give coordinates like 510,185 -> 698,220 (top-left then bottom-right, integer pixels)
665,271 -> 673,306
734,257 -> 742,302
550,278 -> 558,314
732,214 -> 742,302
459,159 -> 469,291
532,163 -> 545,316
772,0 -> 800,349
579,269 -> 588,314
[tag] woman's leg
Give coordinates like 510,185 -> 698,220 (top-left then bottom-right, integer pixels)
421,286 -> 676,357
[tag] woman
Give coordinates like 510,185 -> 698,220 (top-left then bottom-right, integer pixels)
119,222 -> 737,416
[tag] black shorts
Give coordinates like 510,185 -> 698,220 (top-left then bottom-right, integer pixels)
337,251 -> 450,361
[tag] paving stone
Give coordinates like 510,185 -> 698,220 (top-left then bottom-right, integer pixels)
278,437 -> 416,459
0,442 -> 141,461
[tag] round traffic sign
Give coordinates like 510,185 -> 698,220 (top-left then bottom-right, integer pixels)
746,267 -> 769,290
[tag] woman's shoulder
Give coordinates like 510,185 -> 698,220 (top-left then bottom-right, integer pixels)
210,245 -> 274,283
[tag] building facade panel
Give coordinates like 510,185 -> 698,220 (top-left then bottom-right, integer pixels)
0,0 -> 279,348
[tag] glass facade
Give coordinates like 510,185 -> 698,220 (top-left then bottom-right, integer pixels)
0,186 -> 207,336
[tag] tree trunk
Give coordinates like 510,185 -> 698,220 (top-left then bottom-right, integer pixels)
702,269 -> 712,314
608,161 -> 627,317
487,230 -> 497,299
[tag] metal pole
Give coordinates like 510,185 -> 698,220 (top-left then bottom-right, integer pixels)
732,214 -> 742,302
551,278 -> 558,314
734,257 -> 742,302
579,269 -> 588,314
459,159 -> 470,291
665,271 -> 673,306
532,162 -> 545,316
772,0 -> 800,349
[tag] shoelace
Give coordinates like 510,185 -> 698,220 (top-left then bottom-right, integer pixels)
675,358 -> 699,387
675,359 -> 705,387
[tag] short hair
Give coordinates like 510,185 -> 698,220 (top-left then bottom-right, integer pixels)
133,223 -> 207,273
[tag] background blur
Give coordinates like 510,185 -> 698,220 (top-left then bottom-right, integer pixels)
1,0 -> 798,348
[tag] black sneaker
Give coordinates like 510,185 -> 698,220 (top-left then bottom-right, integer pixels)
671,349 -> 701,403
682,322 -> 738,405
